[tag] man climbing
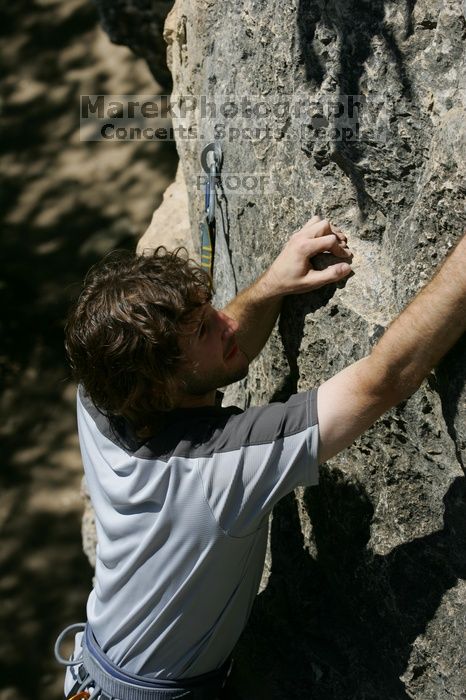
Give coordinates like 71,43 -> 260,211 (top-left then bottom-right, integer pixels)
58,216 -> 466,700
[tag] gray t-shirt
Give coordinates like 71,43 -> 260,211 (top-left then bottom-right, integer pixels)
77,386 -> 320,680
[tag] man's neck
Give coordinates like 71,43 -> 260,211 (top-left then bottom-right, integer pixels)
175,390 -> 217,409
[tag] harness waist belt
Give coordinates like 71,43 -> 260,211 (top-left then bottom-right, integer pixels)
81,624 -> 230,700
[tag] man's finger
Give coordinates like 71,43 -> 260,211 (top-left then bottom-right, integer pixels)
300,216 -> 325,232
305,262 -> 352,288
330,240 -> 352,258
301,218 -> 348,244
330,224 -> 347,243
300,219 -> 333,239
299,215 -> 322,229
304,233 -> 351,257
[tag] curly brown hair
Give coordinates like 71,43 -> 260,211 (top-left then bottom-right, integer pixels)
65,247 -> 213,435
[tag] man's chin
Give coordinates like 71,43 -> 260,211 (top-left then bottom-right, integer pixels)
179,354 -> 250,398
224,362 -> 249,387
221,349 -> 250,385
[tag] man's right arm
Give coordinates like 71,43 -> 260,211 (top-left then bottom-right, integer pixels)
317,233 -> 466,464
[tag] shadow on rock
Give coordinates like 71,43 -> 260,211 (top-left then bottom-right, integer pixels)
297,0 -> 415,219
277,271 -> 352,397
230,474 -> 465,699
306,473 -> 466,697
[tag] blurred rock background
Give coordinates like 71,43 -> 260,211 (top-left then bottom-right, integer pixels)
0,1 -> 177,697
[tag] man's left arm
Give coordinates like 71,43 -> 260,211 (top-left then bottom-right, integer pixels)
223,216 -> 352,361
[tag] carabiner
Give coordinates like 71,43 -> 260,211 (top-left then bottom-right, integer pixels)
201,142 -> 223,224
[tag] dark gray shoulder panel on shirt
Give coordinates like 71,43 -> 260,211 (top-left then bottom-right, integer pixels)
195,388 -> 317,456
78,384 -> 318,463
141,389 -> 318,460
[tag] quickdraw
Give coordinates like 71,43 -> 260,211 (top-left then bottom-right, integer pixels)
200,141 -> 223,275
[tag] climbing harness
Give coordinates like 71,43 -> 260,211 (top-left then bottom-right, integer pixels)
199,142 -> 223,275
55,622 -> 233,700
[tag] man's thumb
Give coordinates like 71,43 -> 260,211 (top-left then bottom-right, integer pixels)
306,262 -> 352,288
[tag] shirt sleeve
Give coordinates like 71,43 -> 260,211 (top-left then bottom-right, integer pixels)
197,388 -> 320,537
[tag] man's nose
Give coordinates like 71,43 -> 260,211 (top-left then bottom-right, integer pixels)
217,310 -> 239,337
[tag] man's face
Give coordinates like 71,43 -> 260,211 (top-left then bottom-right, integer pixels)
176,304 -> 250,404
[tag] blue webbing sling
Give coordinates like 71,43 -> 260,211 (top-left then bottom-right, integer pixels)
55,623 -> 232,700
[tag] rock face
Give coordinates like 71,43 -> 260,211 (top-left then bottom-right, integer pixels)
164,1 -> 466,697
91,1 -> 466,697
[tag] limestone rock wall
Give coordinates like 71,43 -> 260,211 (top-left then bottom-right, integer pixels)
93,1 -> 466,697
164,1 -> 466,697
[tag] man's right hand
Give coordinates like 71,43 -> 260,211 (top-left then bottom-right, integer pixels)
263,215 -> 353,297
